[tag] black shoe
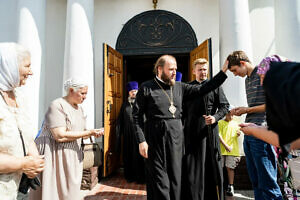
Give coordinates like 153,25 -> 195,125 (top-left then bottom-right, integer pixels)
226,185 -> 234,196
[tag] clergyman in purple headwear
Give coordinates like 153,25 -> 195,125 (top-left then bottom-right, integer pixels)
115,81 -> 145,183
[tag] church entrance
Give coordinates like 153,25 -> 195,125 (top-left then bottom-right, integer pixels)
102,9 -> 212,177
102,8 -> 252,191
116,9 -> 213,93
124,54 -> 190,84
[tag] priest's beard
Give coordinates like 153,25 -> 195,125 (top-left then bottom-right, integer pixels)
161,71 -> 175,86
128,97 -> 135,104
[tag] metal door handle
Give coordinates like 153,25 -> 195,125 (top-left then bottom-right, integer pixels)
106,100 -> 112,113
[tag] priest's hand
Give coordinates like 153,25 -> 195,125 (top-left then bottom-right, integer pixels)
231,107 -> 248,116
203,115 -> 216,125
139,141 -> 148,159
221,60 -> 229,73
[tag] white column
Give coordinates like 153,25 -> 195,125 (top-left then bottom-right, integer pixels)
17,0 -> 46,132
63,0 -> 95,129
219,0 -> 253,108
275,0 -> 300,62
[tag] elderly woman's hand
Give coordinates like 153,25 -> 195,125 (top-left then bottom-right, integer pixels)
22,155 -> 45,178
89,128 -> 104,138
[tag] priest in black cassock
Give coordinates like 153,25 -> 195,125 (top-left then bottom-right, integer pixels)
182,58 -> 229,200
116,81 -> 145,183
132,55 -> 229,200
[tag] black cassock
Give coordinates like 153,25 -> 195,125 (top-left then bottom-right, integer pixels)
133,71 -> 227,200
116,100 -> 145,183
182,80 -> 229,200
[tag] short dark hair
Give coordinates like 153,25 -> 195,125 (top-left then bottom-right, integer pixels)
227,51 -> 251,69
153,55 -> 176,75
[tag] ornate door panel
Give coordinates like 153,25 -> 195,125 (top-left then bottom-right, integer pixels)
189,38 -> 212,81
103,44 -> 123,177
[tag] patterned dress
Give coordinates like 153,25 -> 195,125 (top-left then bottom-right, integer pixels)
29,98 -> 86,200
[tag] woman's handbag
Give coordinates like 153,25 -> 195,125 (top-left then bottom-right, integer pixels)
18,129 -> 41,194
18,173 -> 41,194
288,156 -> 300,190
81,137 -> 102,169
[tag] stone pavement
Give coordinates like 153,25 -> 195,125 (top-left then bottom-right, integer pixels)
81,170 -> 255,200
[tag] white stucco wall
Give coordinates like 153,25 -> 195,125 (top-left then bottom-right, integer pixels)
0,1 -> 17,42
43,0 -> 67,113
249,0 -> 276,65
275,0 -> 300,62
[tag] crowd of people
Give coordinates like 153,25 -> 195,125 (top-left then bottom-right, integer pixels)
0,42 -> 299,200
0,43 -> 104,200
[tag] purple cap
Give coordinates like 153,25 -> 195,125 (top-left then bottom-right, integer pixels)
176,72 -> 182,82
126,81 -> 138,92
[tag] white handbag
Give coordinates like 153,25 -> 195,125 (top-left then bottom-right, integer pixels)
288,156 -> 300,190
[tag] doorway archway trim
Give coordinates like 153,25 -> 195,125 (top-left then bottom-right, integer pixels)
116,10 -> 198,56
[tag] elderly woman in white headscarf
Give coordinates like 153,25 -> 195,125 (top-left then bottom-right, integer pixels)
29,78 -> 104,200
0,43 -> 45,199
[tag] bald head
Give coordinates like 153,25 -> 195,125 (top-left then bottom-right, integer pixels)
154,55 -> 177,86
154,55 -> 176,75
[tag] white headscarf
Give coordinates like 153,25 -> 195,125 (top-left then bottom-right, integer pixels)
0,43 -> 20,91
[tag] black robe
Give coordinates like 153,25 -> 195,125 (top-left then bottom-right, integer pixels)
182,80 -> 229,200
116,100 -> 145,183
133,71 -> 227,200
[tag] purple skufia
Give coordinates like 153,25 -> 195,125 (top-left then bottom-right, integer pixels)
126,81 -> 138,92
257,55 -> 283,75
176,72 -> 182,82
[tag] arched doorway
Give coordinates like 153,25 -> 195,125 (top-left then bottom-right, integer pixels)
116,9 -> 198,83
116,10 -> 198,55
102,10 -> 212,177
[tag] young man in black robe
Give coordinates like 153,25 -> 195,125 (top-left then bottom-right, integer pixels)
116,81 -> 145,183
182,58 -> 229,200
132,55 -> 229,200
